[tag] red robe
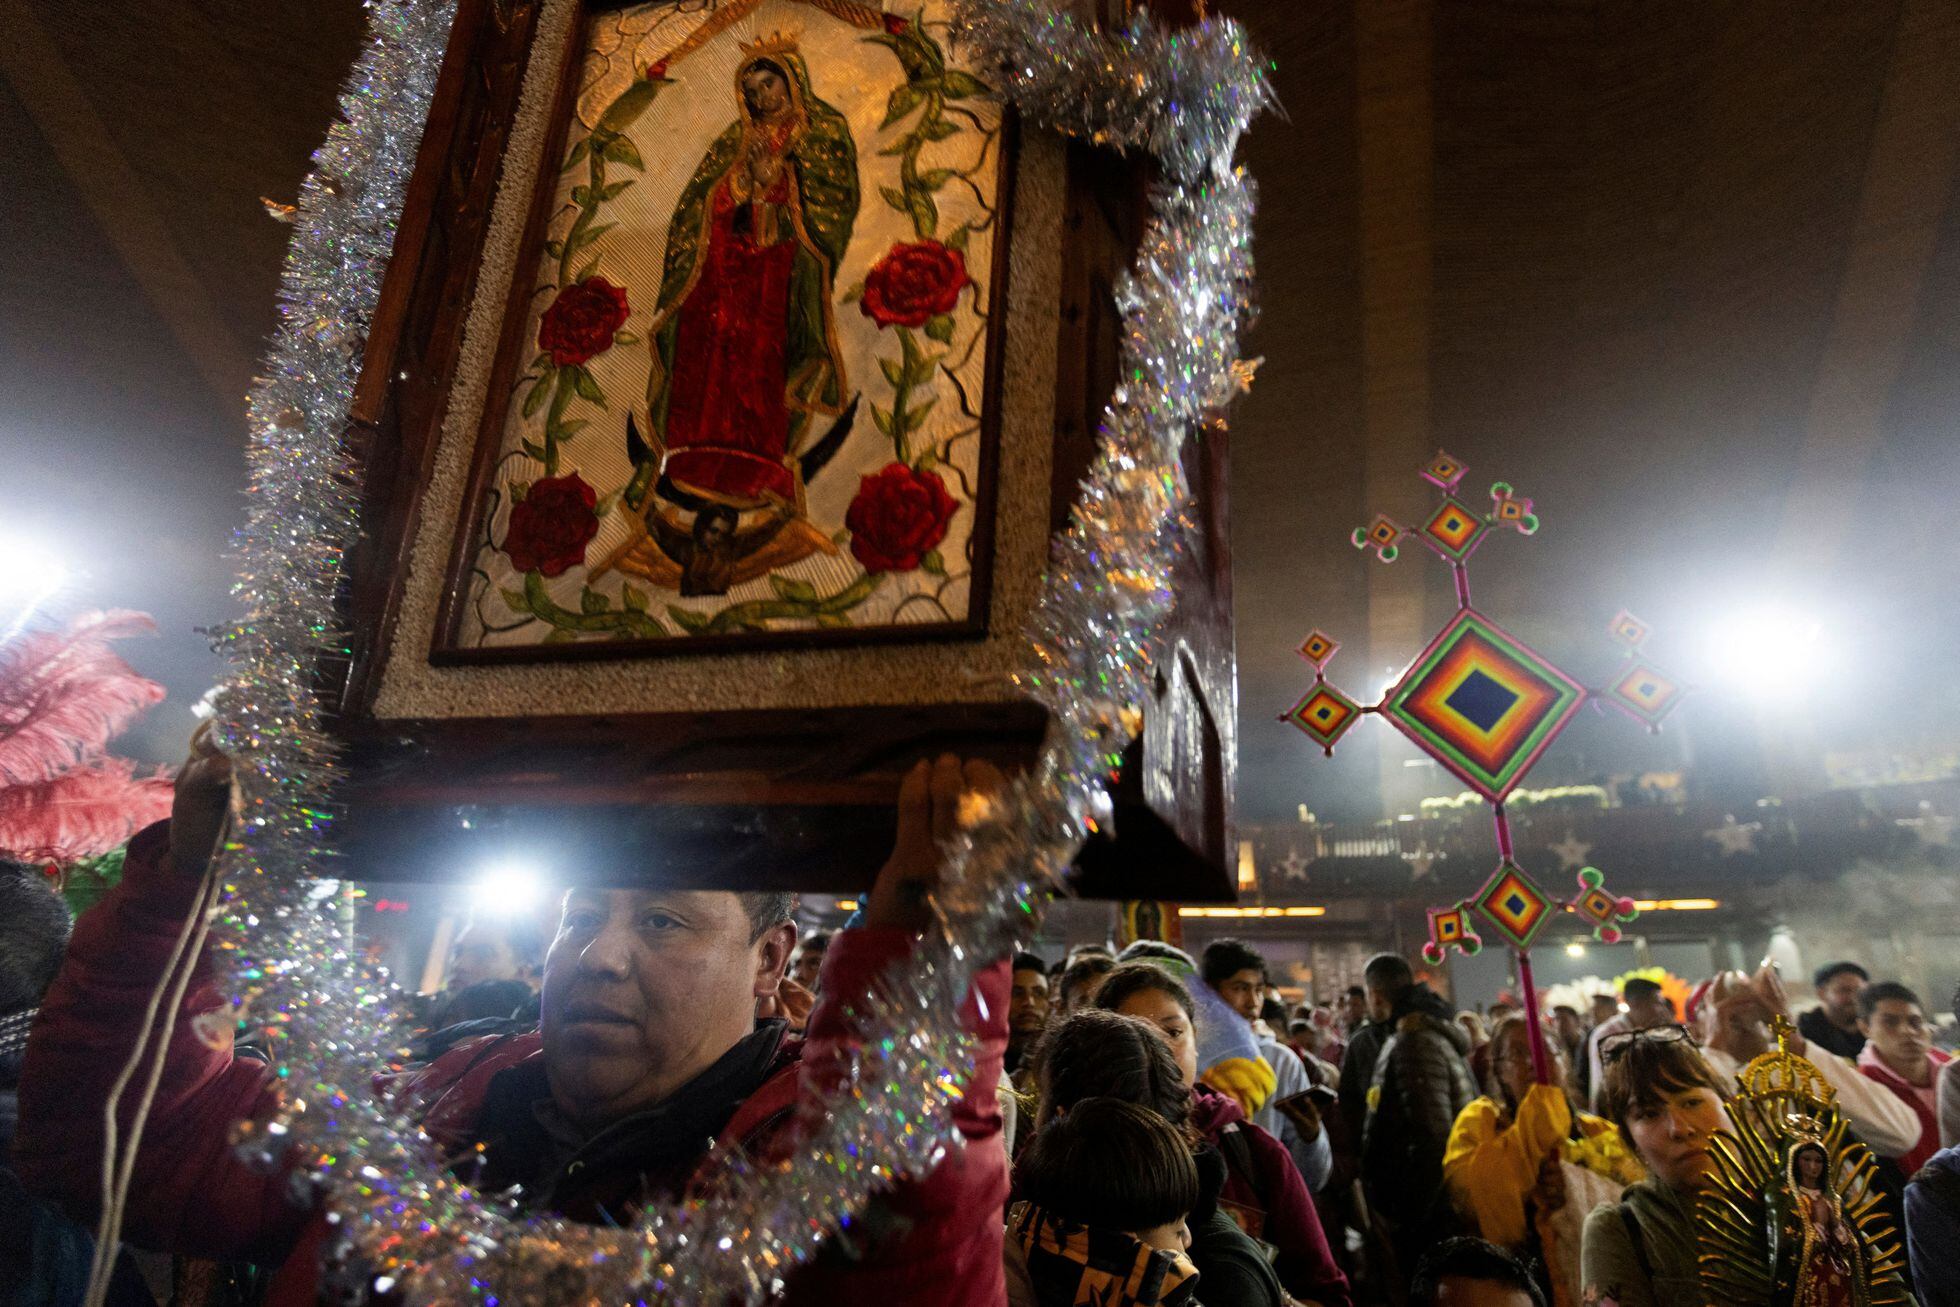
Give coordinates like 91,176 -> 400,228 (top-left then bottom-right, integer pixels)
662,169 -> 802,505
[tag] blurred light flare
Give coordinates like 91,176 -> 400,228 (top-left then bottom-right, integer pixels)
470,861 -> 547,915
1703,601 -> 1825,696
0,531 -> 71,641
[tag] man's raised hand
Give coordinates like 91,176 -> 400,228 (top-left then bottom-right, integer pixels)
168,723 -> 233,878
864,754 -> 1006,932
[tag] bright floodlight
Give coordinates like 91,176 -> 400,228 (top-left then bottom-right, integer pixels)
0,532 -> 69,640
1705,602 -> 1824,696
471,860 -> 546,915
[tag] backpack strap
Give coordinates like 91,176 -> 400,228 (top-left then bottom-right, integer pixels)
1217,1122 -> 1265,1207
1618,1204 -> 1654,1283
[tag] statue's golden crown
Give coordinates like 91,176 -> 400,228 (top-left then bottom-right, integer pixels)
1735,1015 -> 1837,1112
739,30 -> 801,60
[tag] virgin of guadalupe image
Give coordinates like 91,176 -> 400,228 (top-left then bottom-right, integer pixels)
1771,1141 -> 1862,1307
1695,1018 -> 1909,1306
604,33 -> 862,597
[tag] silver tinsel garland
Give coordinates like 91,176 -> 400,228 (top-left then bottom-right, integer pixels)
207,0 -> 1269,1300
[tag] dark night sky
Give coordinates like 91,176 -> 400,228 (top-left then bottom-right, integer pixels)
3,0 -> 1957,825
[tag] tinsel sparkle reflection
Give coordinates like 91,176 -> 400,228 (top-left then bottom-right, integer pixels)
208,1 -> 1270,1300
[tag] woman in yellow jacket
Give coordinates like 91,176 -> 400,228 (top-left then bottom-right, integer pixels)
1442,1015 -> 1642,1307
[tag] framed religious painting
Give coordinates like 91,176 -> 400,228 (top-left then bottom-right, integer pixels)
332,0 -> 1237,896
430,0 -> 1015,660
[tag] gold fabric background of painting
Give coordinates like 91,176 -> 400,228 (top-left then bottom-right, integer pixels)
374,0 -> 1063,719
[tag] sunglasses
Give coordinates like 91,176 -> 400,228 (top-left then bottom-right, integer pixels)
1599,1023 -> 1695,1065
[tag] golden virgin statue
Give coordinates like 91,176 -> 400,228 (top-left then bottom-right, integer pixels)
1697,1018 -> 1909,1306
1773,1141 -> 1861,1306
610,33 -> 860,597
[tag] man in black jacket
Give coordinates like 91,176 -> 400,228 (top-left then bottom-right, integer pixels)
1356,952 -> 1476,1286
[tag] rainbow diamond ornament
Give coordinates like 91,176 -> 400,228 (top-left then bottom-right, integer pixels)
1607,609 -> 1651,649
1297,630 -> 1340,667
1488,482 -> 1538,534
1571,866 -> 1639,944
1353,514 -> 1404,562
1474,861 -> 1558,951
1285,683 -> 1362,754
1382,609 -> 1587,802
1420,497 -> 1488,562
1604,659 -> 1686,730
1422,903 -> 1483,964
1422,449 -> 1468,491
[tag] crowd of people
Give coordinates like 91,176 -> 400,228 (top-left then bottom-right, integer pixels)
3,751 -> 1960,1305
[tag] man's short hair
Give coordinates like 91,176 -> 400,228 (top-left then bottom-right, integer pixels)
1552,1004 -> 1579,1018
1410,1237 -> 1546,1307
1621,977 -> 1663,1003
1012,951 -> 1048,977
1018,1097 -> 1199,1234
738,892 -> 797,942
1200,938 -> 1267,987
1260,996 -> 1289,1026
1344,984 -> 1365,1000
1363,952 -> 1414,993
1814,960 -> 1868,989
796,931 -> 831,954
0,868 -> 73,1015
1057,954 -> 1116,1006
1859,980 -> 1922,1021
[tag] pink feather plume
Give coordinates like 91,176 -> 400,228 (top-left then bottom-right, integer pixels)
0,609 -> 166,785
0,757 -> 174,863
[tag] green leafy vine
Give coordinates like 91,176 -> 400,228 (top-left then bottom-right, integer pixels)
502,571 -> 665,642
861,15 -> 991,238
510,74 -> 667,475
667,573 -> 884,636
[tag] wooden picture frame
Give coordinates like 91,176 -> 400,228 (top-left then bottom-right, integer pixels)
329,0 -> 1237,897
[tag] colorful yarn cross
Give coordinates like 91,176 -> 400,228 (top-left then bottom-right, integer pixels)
1284,450 -> 1688,1082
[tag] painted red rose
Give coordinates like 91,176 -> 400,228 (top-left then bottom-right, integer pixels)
537,276 -> 630,367
859,240 -> 968,329
882,13 -> 909,34
504,473 -> 599,577
846,463 -> 958,573
646,60 -> 668,79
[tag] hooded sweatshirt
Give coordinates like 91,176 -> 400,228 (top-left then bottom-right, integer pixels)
1189,1081 -> 1352,1306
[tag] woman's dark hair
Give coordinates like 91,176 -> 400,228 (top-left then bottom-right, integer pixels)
1033,1008 -> 1192,1132
1481,1014 -> 1573,1109
1092,960 -> 1196,1022
0,867 -> 72,1015
1019,1097 -> 1199,1234
1117,939 -> 1195,969
1482,1014 -> 1528,1107
1597,1033 -> 1728,1152
1409,1237 -> 1547,1307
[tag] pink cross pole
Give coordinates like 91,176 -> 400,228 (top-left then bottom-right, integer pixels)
1493,803 -> 1552,1085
